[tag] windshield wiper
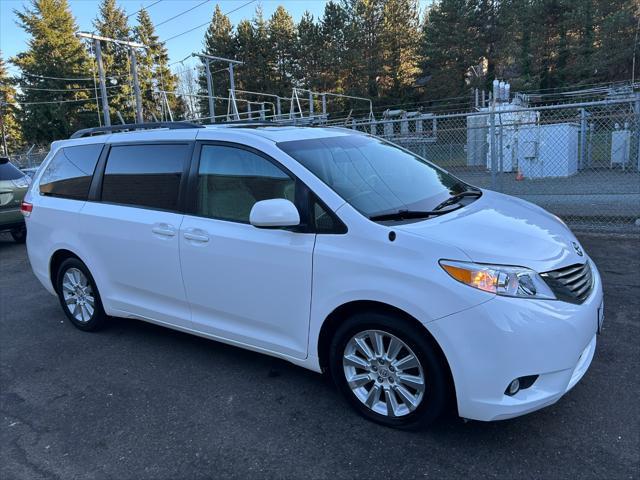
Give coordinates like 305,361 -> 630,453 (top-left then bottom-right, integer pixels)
433,189 -> 482,212
369,204 -> 462,222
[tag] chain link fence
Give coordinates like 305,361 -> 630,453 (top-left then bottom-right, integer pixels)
6,95 -> 640,232
9,146 -> 49,170
338,95 -> 640,233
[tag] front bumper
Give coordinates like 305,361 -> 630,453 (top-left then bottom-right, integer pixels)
427,259 -> 603,421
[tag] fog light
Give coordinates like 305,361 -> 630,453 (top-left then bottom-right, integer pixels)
507,378 -> 520,396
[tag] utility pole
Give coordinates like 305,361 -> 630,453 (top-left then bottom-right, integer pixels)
0,102 -> 9,156
205,60 -> 215,122
192,53 -> 243,121
228,62 -> 240,120
77,32 -> 146,125
93,39 -> 110,126
129,48 -> 143,123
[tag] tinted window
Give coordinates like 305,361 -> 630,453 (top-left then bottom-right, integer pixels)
39,144 -> 102,199
0,161 -> 25,181
197,145 -> 295,223
278,135 -> 465,218
101,144 -> 189,211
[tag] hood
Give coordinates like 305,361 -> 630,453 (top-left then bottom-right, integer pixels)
395,190 -> 586,273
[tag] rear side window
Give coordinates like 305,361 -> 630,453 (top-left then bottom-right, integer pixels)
196,145 -> 296,223
39,144 -> 102,199
0,161 -> 25,181
101,144 -> 189,212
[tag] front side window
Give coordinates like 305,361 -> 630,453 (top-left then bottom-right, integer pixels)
101,144 -> 189,211
278,135 -> 466,219
39,144 -> 102,200
197,145 -> 295,223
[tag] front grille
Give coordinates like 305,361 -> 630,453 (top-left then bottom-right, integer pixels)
540,262 -> 593,304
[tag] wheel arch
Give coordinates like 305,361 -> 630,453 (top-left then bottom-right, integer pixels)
49,249 -> 83,293
317,300 -> 456,407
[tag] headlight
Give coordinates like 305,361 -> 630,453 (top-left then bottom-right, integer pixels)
439,260 -> 556,300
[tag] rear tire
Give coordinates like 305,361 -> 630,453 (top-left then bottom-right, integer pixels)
329,311 -> 449,429
55,258 -> 108,331
10,226 -> 26,243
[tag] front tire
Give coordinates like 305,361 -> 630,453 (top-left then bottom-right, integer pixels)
55,258 -> 108,331
329,311 -> 449,429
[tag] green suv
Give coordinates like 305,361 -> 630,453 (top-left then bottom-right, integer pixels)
0,157 -> 30,243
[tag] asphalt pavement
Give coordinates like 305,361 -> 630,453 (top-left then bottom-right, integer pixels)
1,232 -> 638,479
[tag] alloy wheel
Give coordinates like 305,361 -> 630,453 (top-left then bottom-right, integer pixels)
342,329 -> 426,417
61,267 -> 95,323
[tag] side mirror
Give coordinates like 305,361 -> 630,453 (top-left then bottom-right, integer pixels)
250,199 -> 300,228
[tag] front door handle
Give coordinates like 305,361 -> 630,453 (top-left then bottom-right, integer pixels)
152,223 -> 176,237
183,229 -> 210,243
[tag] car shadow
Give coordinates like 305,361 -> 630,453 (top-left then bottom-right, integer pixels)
102,313 -> 550,442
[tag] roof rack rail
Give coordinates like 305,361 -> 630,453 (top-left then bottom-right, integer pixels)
70,121 -> 205,139
214,118 -> 324,127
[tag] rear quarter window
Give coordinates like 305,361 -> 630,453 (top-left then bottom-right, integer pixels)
39,144 -> 103,200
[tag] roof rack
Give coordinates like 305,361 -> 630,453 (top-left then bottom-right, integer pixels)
70,121 -> 205,139
215,118 -> 325,127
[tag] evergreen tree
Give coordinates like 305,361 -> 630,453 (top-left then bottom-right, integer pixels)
419,0 -> 481,99
198,5 -> 235,121
342,0 -> 386,99
532,0 -> 571,90
380,0 -> 421,100
295,12 -> 324,91
574,0 -> 597,82
133,8 -> 184,122
0,53 -> 24,154
319,1 -> 349,107
268,6 -> 297,95
236,7 -> 274,96
94,0 -> 133,121
11,0 -> 94,143
488,0 -> 538,90
593,0 -> 638,83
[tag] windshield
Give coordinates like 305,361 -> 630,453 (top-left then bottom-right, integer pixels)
278,134 -> 469,218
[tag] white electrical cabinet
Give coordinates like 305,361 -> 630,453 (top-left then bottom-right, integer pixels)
518,123 -> 579,178
611,129 -> 631,168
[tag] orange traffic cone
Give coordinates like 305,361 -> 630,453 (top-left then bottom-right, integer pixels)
516,170 -> 525,181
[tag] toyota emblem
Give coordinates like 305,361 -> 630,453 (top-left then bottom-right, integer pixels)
572,241 -> 583,257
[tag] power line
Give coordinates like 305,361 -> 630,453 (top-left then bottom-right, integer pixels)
168,54 -> 194,67
126,0 -> 164,19
164,0 -> 257,43
18,72 -> 128,82
6,96 -> 100,106
16,84 -> 123,92
156,0 -> 210,28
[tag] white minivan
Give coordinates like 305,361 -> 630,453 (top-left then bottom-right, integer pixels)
24,122 -> 603,429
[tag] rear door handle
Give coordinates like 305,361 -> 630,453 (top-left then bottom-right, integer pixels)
152,223 -> 176,237
183,229 -> 210,243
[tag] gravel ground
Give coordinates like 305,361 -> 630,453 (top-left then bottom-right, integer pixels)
1,232 -> 638,480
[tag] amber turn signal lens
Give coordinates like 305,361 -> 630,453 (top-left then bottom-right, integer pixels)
440,261 -> 498,293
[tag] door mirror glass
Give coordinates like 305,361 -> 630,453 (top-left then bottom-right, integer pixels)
250,199 -> 300,228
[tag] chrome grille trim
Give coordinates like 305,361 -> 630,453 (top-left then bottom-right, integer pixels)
540,262 -> 594,304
